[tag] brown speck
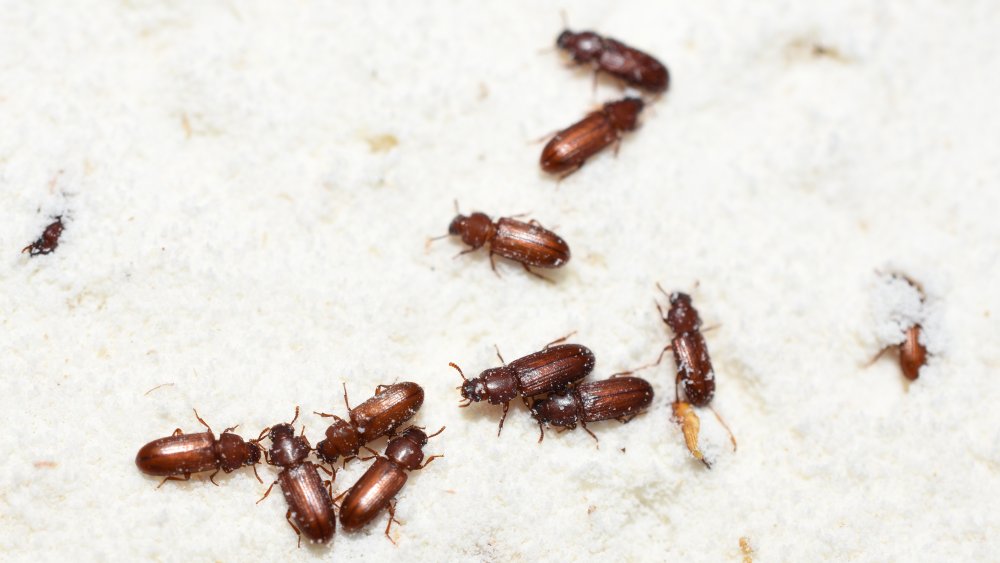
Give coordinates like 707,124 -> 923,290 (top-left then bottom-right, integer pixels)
785,38 -> 848,62
740,537 -> 753,562
478,82 -> 489,100
181,113 -> 193,138
366,134 -> 398,153
587,505 -> 597,515
34,461 -> 57,469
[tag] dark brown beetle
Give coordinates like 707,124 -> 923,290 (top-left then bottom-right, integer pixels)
135,409 -> 263,487
315,382 -> 424,465
22,216 -> 64,256
540,97 -> 644,178
258,408 -> 336,547
433,209 -> 571,278
529,376 -> 654,442
557,30 -> 669,93
629,286 -> 715,406
338,427 -> 444,542
451,338 -> 596,434
870,274 -> 928,381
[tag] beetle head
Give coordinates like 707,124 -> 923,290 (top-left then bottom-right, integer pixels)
666,292 -> 701,333
449,212 -> 495,249
557,30 -> 602,62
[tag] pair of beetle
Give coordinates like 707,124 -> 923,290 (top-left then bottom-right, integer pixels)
540,29 -> 669,177
450,335 -> 655,442
136,382 -> 439,546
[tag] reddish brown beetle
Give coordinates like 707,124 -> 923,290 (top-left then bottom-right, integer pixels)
452,338 -> 596,435
557,30 -> 669,93
135,409 -> 263,487
22,216 -> 64,256
258,408 -> 337,547
540,97 -> 644,177
432,209 -> 571,278
338,426 -> 444,543
629,286 -> 715,406
314,382 -> 424,465
529,376 -> 654,442
870,274 -> 928,381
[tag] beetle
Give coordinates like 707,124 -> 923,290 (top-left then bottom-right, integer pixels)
451,338 -> 596,435
556,29 -> 669,93
540,97 -> 644,178
627,285 -> 715,406
314,382 -> 424,465
434,209 -> 571,278
869,274 -> 928,381
135,409 -> 263,487
338,426 -> 444,542
529,376 -> 654,442
257,407 -> 337,547
22,216 -> 64,256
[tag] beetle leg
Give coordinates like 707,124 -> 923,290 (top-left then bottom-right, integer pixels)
193,409 -> 212,434
418,454 -> 443,470
580,421 -> 599,445
208,469 -> 221,486
324,479 -> 334,497
341,382 -> 353,412
256,481 -> 276,504
557,163 -> 583,181
156,473 -> 191,489
221,424 -> 238,434
494,344 -> 506,366
285,509 -> 302,548
375,384 -> 391,394
251,463 -> 263,484
521,263 -> 554,283
536,419 -> 546,444
171,428 -> 184,437
865,346 -> 892,368
708,406 -> 738,452
611,343 -> 672,377
317,464 -> 336,478
332,489 -> 349,508
489,252 -> 502,277
496,402 -> 510,436
313,411 -> 346,421
384,500 -> 400,545
543,331 -> 577,349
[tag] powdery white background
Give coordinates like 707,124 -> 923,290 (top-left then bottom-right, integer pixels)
1,1 -> 999,561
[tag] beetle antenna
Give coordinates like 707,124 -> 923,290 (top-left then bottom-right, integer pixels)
449,362 -> 468,381
289,406 -> 300,427
426,426 -> 446,439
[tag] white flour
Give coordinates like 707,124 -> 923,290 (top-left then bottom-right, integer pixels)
1,1 -> 998,561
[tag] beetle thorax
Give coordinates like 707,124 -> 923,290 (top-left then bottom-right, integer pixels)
462,366 -> 517,405
531,391 -> 581,427
216,432 -> 258,471
450,213 -> 495,248
666,292 -> 701,333
385,429 -> 428,470
557,31 -> 603,62
316,419 -> 361,463
268,424 -> 310,467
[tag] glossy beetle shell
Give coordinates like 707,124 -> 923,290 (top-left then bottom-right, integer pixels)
353,382 -> 425,443
531,376 -> 654,428
316,382 -> 424,464
135,432 -> 218,476
557,30 -> 669,92
339,457 -> 408,532
899,325 -> 927,380
540,98 -> 644,175
279,463 -> 336,544
490,217 -> 570,268
672,331 -> 715,407
509,343 -> 596,396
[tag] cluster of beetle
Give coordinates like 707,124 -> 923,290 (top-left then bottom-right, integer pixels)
109,23 -> 929,549
136,382 -> 441,546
